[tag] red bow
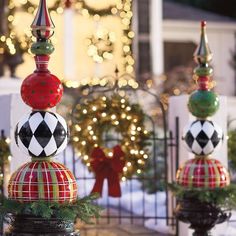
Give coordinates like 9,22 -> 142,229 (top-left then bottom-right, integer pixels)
90,145 -> 125,197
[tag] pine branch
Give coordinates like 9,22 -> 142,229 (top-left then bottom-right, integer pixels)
0,194 -> 102,223
168,183 -> 236,208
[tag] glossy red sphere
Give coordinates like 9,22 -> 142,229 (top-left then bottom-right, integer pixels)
21,72 -> 63,110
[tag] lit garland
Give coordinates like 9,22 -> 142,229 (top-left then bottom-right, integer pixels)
73,0 -> 135,76
10,0 -> 134,87
0,0 -> 30,58
86,29 -> 115,63
71,94 -> 150,179
0,133 -> 11,191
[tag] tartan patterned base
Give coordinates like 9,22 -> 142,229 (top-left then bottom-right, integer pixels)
8,161 -> 78,203
176,157 -> 230,188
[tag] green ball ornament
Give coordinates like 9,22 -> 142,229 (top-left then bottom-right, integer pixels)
188,90 -> 219,118
194,66 -> 213,76
31,41 -> 55,55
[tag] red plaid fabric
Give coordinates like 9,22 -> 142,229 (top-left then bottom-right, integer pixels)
8,161 -> 78,203
176,157 -> 230,188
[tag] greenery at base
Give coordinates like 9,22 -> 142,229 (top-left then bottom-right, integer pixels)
169,183 -> 236,208
0,194 -> 102,223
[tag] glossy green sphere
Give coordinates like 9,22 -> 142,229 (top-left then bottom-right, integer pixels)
31,41 -> 55,55
194,66 -> 213,76
188,90 -> 219,118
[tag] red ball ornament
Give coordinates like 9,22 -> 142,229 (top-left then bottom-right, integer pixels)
21,71 -> 63,110
8,161 -> 78,203
21,55 -> 63,110
176,157 -> 230,188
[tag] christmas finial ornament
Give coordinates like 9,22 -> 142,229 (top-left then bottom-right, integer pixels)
21,0 -> 63,110
188,90 -> 219,118
15,111 -> 69,158
174,21 -> 231,236
188,21 -> 219,119
183,120 -> 223,155
31,0 -> 55,40
177,21 -> 229,189
176,157 -> 230,188
9,0 -> 78,204
8,161 -> 77,203
194,21 -> 213,65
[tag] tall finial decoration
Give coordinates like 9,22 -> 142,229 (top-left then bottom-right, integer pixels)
194,21 -> 213,65
188,21 -> 219,118
172,21 -> 231,236
2,2 -> 100,234
9,0 -> 77,204
31,0 -> 55,41
21,0 -> 61,110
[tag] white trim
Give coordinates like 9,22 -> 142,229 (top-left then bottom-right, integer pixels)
163,20 -> 236,32
150,0 -> 164,75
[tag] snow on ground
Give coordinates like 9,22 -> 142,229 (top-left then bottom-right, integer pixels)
56,147 -> 236,235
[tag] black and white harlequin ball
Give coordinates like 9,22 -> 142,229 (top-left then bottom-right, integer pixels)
183,120 -> 223,155
15,111 -> 69,158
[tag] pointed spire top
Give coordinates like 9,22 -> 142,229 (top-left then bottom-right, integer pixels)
194,21 -> 213,65
31,0 -> 55,41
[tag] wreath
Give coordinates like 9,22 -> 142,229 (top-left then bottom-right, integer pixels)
71,94 -> 150,179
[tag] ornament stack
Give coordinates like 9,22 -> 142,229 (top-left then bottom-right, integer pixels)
6,0 -> 79,234
177,21 -> 230,189
10,0 -> 77,203
174,21 -> 231,236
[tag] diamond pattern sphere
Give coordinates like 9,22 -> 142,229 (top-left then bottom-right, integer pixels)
183,120 -> 223,155
15,111 -> 69,158
8,161 -> 78,203
176,157 -> 230,188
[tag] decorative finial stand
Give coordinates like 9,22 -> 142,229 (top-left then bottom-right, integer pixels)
174,21 -> 231,236
6,0 -> 79,235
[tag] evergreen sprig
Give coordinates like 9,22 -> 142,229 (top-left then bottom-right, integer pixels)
169,183 -> 236,208
0,194 -> 102,223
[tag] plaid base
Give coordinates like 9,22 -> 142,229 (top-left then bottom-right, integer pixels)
176,157 -> 230,188
8,161 -> 78,203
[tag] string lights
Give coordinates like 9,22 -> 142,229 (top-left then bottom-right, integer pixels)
0,131 -> 11,193
3,0 -> 135,88
86,28 -> 115,63
0,0 -> 30,57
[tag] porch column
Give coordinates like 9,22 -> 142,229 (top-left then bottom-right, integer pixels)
150,0 -> 164,76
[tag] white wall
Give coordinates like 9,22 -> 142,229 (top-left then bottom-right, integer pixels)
163,20 -> 236,96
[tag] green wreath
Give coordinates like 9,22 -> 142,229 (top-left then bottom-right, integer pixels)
71,94 -> 150,178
